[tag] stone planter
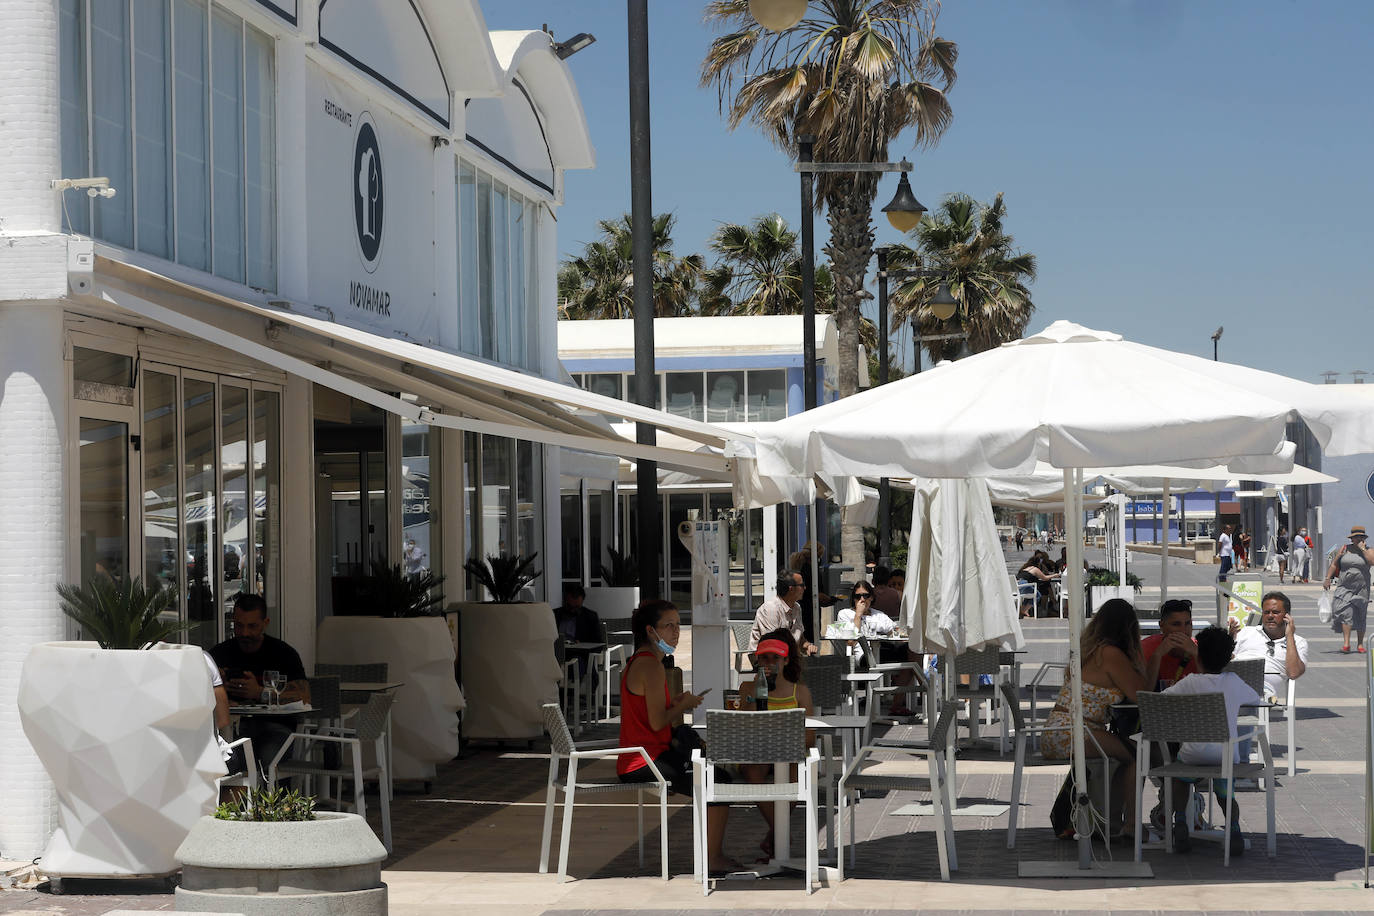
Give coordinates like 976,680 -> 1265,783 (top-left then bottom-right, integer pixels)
316,616 -> 463,781
456,601 -> 561,740
17,642 -> 222,878
1088,585 -> 1137,615
175,812 -> 386,915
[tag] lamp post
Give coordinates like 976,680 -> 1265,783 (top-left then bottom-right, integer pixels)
1211,325 -> 1223,362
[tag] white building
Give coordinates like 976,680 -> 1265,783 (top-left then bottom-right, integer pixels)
0,0 -> 729,859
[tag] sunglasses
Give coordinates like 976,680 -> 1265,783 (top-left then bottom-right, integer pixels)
853,592 -> 872,599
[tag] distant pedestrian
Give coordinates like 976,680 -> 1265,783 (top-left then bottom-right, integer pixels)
1276,526 -> 1289,584
1324,526 -> 1373,653
1293,528 -> 1310,583
1015,530 -> 1025,551
1217,524 -> 1234,582
1236,528 -> 1250,572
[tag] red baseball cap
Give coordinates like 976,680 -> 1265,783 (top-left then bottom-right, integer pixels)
755,638 -> 790,658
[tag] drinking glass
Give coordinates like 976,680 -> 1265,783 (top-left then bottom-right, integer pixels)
263,670 -> 281,706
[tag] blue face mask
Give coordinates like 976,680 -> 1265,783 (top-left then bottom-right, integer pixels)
649,628 -> 674,656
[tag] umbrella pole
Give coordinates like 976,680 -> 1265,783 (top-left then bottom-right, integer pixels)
808,497 -> 821,646
1160,478 -> 1171,604
1064,469 -> 1092,867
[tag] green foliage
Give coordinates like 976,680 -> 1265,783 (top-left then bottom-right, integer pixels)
56,576 -> 191,650
463,552 -> 542,603
599,546 -> 639,587
360,560 -> 446,617
558,213 -> 702,319
215,785 -> 316,822
1084,567 -> 1144,592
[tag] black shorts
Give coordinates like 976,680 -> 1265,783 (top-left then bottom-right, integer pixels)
620,745 -> 733,800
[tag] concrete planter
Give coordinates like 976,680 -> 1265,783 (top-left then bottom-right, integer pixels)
17,642 -> 222,878
456,601 -> 561,740
316,616 -> 463,781
175,812 -> 386,915
1089,585 -> 1137,614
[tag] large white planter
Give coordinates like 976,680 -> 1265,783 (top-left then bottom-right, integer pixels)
17,641 -> 222,877
457,602 -> 561,740
176,811 -> 386,915
316,616 -> 463,781
584,585 -> 640,621
1089,585 -> 1137,614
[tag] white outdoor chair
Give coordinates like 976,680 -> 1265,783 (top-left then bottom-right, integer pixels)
837,701 -> 958,881
268,691 -> 395,852
1259,676 -> 1299,778
538,703 -> 669,882
729,622 -> 755,688
951,645 -> 1007,753
601,618 -> 635,717
1132,690 -> 1275,866
594,619 -> 626,722
216,735 -> 258,793
693,708 -> 819,895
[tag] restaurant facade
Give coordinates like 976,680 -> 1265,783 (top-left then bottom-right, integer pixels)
0,0 -> 732,860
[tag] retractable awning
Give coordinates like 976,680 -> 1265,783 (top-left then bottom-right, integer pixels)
87,257 -> 737,476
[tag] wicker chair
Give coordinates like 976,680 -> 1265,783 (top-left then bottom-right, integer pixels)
837,700 -> 958,881
1132,690 -> 1275,865
315,662 -> 389,705
694,708 -> 819,895
594,619 -> 625,720
538,703 -> 668,882
1223,658 -> 1265,697
729,622 -> 755,688
1224,656 -> 1298,777
951,645 -> 1007,753
268,691 -> 396,852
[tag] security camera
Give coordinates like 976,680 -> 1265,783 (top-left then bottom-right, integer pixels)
86,187 -> 116,199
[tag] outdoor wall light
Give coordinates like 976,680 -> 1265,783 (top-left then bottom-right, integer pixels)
749,0 -> 807,32
929,282 -> 958,321
552,32 -> 596,59
881,172 -> 926,233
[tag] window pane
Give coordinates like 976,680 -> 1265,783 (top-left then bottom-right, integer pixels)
221,385 -> 249,643
73,347 -> 134,386
509,192 -> 525,367
133,0 -> 173,258
457,163 -> 479,354
244,24 -> 275,289
588,489 -> 607,587
492,184 -> 510,363
748,369 -> 787,421
706,371 -> 745,423
560,492 -> 581,585
585,373 -> 622,400
174,0 -> 210,271
665,371 -> 704,420
524,199 -> 539,370
58,0 -> 90,235
143,371 -> 179,592
184,377 -> 217,648
516,439 -> 539,564
210,8 -> 244,282
90,0 -> 134,247
79,418 -> 128,585
252,389 -> 281,626
481,435 -> 512,561
401,423 -> 433,577
476,172 -> 494,360
463,432 -> 479,597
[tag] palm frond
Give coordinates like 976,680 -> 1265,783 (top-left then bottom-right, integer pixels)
57,576 -> 190,649
463,552 -> 542,604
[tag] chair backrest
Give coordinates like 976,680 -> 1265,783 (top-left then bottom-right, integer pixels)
857,635 -> 881,667
704,708 -> 806,764
354,691 -> 396,743
730,622 -> 755,654
306,675 -> 341,719
316,661 -> 389,683
541,702 -> 576,757
998,683 -> 1025,731
553,638 -> 568,665
929,699 -> 958,747
954,644 -> 1001,676
805,656 -> 847,711
1136,690 -> 1229,744
604,618 -> 634,650
1223,657 -> 1265,698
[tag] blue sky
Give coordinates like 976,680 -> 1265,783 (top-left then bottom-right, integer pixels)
486,1 -> 1374,380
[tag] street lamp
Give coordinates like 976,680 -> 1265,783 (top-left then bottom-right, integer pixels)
881,172 -> 926,232
749,0 -> 807,32
1211,325 -> 1223,362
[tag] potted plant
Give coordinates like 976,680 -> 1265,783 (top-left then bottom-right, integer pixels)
316,561 -> 463,783
17,577 -> 223,883
454,553 -> 562,740
1084,566 -> 1144,614
176,786 -> 387,914
585,546 -> 641,621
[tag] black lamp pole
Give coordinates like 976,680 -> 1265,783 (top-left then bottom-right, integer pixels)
799,135 -> 817,411
627,0 -> 659,599
876,247 -> 891,564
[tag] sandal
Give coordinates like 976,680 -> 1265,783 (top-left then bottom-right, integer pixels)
1055,827 -> 1076,842
1342,646 -> 1351,654
1360,646 -> 1368,654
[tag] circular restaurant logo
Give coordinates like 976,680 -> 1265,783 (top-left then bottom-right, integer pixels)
1366,470 -> 1374,504
353,112 -> 384,272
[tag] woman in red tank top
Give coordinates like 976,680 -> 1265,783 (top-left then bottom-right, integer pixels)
618,599 -> 736,873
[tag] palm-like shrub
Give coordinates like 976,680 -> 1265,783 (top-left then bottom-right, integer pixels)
463,553 -> 542,603
599,546 -> 639,587
215,785 -> 316,822
359,560 -> 446,617
56,576 -> 190,649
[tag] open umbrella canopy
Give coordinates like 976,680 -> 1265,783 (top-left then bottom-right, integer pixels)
751,321 -> 1374,482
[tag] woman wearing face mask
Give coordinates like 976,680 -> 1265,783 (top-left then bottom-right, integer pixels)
737,628 -> 815,860
618,599 -> 737,873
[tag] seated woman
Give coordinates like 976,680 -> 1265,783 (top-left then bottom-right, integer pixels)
1041,598 -> 1164,843
736,628 -> 815,861
1017,555 -> 1060,618
618,599 -> 737,873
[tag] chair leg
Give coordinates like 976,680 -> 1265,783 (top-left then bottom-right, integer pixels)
376,738 -> 392,854
929,755 -> 951,881
558,758 -> 578,883
805,773 -> 817,895
837,782 -> 848,880
352,743 -> 367,823
1287,706 -> 1296,777
659,786 -> 669,881
539,755 -> 559,874
1007,733 -> 1025,849
636,788 -> 645,869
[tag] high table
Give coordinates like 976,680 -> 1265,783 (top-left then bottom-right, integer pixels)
558,642 -> 605,732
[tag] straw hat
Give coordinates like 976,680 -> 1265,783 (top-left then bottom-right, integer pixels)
1351,525 -> 1367,540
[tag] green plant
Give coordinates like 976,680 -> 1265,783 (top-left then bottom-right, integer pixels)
215,785 -> 316,822
1084,567 -> 1144,592
463,552 -> 542,603
56,576 -> 191,650
359,560 -> 446,617
599,546 -> 638,587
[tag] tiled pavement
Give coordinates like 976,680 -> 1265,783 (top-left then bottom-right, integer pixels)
6,546 -> 1374,914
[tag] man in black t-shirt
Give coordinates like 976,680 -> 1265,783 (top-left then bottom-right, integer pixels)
210,594 -> 310,770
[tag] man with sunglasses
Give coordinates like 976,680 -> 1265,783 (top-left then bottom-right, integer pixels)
1229,591 -> 1308,698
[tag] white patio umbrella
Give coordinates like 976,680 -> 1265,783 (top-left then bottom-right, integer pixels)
740,320 -> 1374,873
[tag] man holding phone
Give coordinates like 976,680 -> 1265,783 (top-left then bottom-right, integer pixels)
1229,591 -> 1308,698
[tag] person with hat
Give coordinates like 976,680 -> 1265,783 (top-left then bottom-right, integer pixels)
1324,526 -> 1374,652
736,628 -> 815,861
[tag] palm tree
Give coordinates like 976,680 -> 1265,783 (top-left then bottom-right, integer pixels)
700,213 -> 837,316
702,0 -> 957,401
559,213 -> 703,319
889,192 -> 1037,362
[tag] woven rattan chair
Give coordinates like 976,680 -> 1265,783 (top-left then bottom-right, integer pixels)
1132,690 -> 1275,865
315,662 -> 389,705
694,708 -> 819,895
1224,657 -> 1298,777
1223,658 -> 1265,698
951,645 -> 1007,753
268,691 -> 396,852
538,703 -> 669,882
837,700 -> 958,881
729,622 -> 755,688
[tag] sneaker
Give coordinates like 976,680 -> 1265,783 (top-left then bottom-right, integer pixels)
1171,812 -> 1192,853
1228,826 -> 1245,857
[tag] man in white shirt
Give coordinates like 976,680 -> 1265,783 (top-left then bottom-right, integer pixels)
1162,626 -> 1261,855
1217,524 -> 1234,582
1229,591 -> 1308,698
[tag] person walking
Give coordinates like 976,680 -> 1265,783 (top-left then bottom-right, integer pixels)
1293,528 -> 1311,583
1217,524 -> 1234,582
1276,526 -> 1289,584
1324,526 -> 1374,653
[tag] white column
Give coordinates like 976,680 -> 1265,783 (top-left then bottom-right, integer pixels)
0,0 -> 69,861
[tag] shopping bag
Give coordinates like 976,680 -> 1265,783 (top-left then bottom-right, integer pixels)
1318,591 -> 1333,625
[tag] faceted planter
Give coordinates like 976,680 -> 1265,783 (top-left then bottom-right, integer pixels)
316,616 -> 463,781
456,602 -> 561,740
176,812 -> 386,915
17,641 -> 222,878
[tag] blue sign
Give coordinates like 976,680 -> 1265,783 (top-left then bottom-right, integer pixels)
1366,471 -> 1374,504
1128,501 -> 1164,515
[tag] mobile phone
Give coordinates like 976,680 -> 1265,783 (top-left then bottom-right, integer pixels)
696,687 -> 712,698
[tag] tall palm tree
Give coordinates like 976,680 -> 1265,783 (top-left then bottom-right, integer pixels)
889,192 -> 1037,362
700,213 -> 836,316
702,0 -> 957,400
559,213 -> 703,319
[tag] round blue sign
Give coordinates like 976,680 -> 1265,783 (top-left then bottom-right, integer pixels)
1366,470 -> 1374,504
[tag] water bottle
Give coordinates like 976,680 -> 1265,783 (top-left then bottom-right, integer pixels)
753,669 -> 769,711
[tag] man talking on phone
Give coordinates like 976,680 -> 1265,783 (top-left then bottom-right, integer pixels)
1229,591 -> 1307,699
